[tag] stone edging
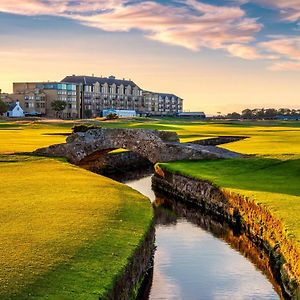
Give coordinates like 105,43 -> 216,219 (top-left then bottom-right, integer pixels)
152,166 -> 300,299
103,222 -> 155,300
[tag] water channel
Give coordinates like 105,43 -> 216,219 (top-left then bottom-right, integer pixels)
110,172 -> 282,300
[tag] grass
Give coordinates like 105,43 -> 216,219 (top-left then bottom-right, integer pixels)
0,121 -> 73,154
94,118 -> 300,157
0,121 -> 153,299
1,117 -> 300,297
158,158 -> 300,245
69,116 -> 300,245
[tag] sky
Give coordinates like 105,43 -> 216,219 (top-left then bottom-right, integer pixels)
0,0 -> 300,114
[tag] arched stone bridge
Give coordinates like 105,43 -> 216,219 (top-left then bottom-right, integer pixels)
35,128 -> 242,164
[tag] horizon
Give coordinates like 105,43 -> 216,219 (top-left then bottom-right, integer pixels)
1,0 -> 300,114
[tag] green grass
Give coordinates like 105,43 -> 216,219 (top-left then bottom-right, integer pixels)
0,121 -> 153,299
1,117 -> 300,297
133,118 -> 300,253
95,118 -> 300,157
158,158 -> 300,244
97,118 -> 300,250
0,121 -> 73,154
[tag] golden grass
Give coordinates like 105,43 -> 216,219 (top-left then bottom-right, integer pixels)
0,122 -> 71,154
0,120 -> 153,298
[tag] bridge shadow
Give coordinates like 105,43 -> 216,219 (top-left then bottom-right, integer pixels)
77,148 -> 153,176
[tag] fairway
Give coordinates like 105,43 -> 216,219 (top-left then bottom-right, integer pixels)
1,118 -> 300,298
0,121 -> 153,299
0,121 -> 72,154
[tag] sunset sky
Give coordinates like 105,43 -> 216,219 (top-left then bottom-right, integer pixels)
1,0 -> 300,114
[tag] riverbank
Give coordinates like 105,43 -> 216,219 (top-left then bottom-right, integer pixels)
0,120 -> 154,299
154,161 -> 300,298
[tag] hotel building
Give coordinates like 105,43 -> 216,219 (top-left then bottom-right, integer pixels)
1,74 -> 183,118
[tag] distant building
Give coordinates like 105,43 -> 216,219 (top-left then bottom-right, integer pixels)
62,75 -> 183,118
177,112 -> 206,119
6,101 -> 24,118
61,75 -> 144,118
102,109 -> 137,118
0,74 -> 184,119
143,91 -> 183,116
12,82 -> 80,118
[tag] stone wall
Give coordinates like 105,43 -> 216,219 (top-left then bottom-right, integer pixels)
105,223 -> 155,300
152,167 -> 300,299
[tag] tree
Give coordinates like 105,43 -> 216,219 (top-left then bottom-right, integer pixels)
256,108 -> 266,119
264,108 -> 277,119
51,100 -> 66,118
0,99 -> 8,115
226,112 -> 241,119
105,113 -> 119,120
84,109 -> 92,119
241,109 -> 253,119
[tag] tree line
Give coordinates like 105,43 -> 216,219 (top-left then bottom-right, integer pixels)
225,108 -> 300,119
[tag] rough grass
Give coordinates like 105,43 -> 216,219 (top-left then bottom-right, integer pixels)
0,121 -> 153,299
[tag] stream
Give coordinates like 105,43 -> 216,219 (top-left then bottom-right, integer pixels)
112,172 -> 282,300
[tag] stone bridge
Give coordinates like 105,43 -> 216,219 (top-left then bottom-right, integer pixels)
34,128 -> 242,164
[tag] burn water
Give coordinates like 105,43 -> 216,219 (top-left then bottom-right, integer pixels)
108,170 -> 283,300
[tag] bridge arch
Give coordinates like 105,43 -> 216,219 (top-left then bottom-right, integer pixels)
35,128 -> 242,164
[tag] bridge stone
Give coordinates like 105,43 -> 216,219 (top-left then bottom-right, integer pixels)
34,128 -> 242,164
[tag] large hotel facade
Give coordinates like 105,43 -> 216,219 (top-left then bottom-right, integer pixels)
1,75 -> 183,118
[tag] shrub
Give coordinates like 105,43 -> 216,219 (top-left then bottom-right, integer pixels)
105,113 -> 119,120
72,124 -> 102,133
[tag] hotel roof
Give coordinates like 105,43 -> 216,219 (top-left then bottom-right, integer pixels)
61,75 -> 140,88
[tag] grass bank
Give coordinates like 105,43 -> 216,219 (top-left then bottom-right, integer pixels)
158,158 -> 300,246
152,119 -> 300,295
0,120 -> 153,299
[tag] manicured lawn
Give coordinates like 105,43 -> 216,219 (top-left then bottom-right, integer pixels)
97,118 -> 300,157
158,158 -> 300,245
1,117 -> 300,297
0,120 -> 153,299
99,118 -> 300,247
0,121 -> 73,154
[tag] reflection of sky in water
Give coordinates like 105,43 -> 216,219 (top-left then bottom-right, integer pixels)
126,176 -> 279,300
126,176 -> 156,202
151,221 -> 278,300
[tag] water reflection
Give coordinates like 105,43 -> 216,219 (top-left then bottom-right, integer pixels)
124,175 -> 282,300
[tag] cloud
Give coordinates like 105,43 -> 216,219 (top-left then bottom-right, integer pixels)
226,44 -> 263,60
259,36 -> 300,60
0,0 -> 262,55
268,61 -> 300,71
258,36 -> 300,70
3,0 -> 300,71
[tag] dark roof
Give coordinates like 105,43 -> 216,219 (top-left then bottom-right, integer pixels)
61,75 -> 140,88
144,91 -> 182,99
8,102 -> 17,111
158,93 -> 181,99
